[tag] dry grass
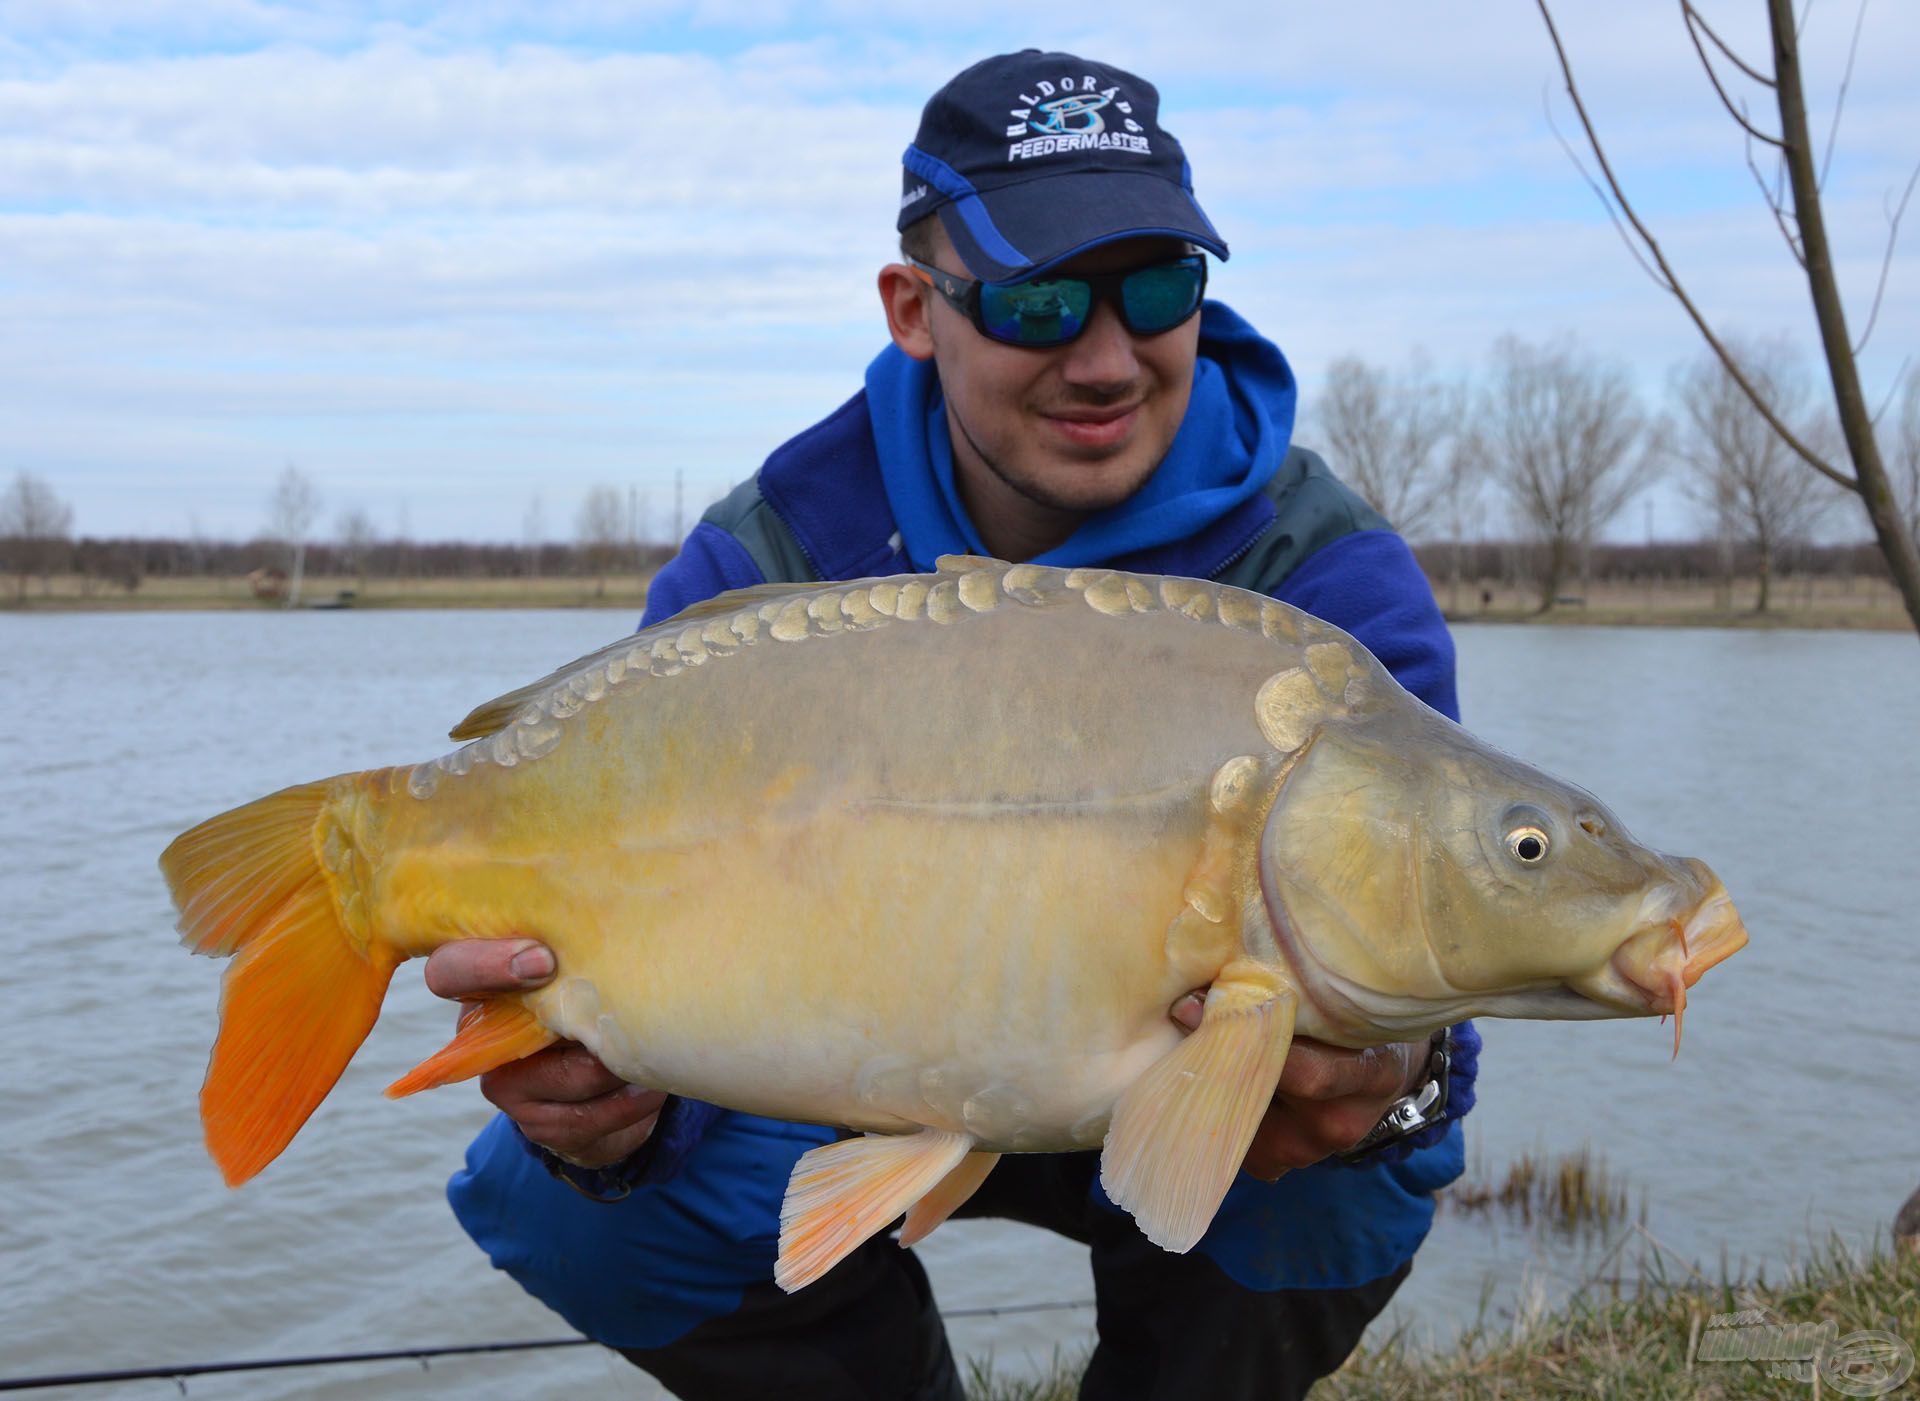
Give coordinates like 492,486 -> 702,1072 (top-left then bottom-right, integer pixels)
1437,574 -> 1909,631
965,1349 -> 1087,1401
0,571 -> 653,611
1314,1237 -> 1919,1400
1441,1145 -> 1644,1239
967,1241 -> 1919,1400
3,570 -> 1909,631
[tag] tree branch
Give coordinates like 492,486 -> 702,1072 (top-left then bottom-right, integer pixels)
1851,157 -> 1920,356
1543,92 -> 1672,290
1535,0 -> 1857,491
1682,0 -> 1776,86
1819,0 -> 1870,191
1683,3 -> 1786,147
1744,126 -> 1807,267
1869,353 -> 1913,427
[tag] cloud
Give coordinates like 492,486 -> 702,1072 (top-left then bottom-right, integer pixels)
2,2 -> 1915,540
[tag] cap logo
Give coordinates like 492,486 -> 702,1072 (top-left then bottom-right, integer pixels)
1004,75 -> 1149,163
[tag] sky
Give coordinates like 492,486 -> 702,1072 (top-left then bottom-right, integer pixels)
2,1 -> 1916,544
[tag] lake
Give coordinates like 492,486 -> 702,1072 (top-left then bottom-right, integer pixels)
1,610 -> 1915,1397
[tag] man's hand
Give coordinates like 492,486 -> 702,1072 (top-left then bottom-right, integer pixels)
1169,991 -> 1428,1180
424,939 -> 665,1169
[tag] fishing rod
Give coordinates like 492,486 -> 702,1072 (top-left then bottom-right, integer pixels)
0,1299 -> 1096,1392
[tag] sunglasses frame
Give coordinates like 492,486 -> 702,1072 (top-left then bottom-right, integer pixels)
904,252 -> 1208,348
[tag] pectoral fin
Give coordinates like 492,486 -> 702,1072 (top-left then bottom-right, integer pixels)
1099,968 -> 1297,1253
898,1150 -> 1001,1248
777,1127 -> 972,1292
385,999 -> 558,1098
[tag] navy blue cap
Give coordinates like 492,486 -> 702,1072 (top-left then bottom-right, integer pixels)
899,49 -> 1228,282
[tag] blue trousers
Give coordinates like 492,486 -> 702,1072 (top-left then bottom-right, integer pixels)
450,1109 -> 1458,1399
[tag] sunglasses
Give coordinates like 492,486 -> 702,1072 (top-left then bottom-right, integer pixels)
905,253 -> 1208,348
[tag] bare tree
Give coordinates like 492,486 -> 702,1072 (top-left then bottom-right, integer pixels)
1482,335 -> 1657,611
1436,432 -> 1490,614
1310,353 -> 1467,539
1896,366 -> 1920,555
0,471 -> 74,599
336,506 -> 377,587
523,494 -> 545,579
268,466 -> 320,608
1535,0 -> 1920,637
577,484 -> 625,597
1669,338 -> 1836,612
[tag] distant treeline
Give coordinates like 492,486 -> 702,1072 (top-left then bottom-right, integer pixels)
7,536 -> 679,591
1409,536 -> 1890,587
1,532 -> 1891,596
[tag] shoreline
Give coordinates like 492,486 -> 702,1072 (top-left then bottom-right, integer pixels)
3,573 -> 1909,633
969,1240 -> 1919,1399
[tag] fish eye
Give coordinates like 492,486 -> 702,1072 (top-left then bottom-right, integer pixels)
1498,804 -> 1556,864
1506,826 -> 1550,863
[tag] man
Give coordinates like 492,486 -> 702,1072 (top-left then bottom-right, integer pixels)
427,50 -> 1480,1401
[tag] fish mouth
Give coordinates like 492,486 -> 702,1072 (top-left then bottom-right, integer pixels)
1569,866 -> 1748,1057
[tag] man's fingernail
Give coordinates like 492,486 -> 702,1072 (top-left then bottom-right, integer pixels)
621,1084 -> 654,1100
509,944 -> 555,982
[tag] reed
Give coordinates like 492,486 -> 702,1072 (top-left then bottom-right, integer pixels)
1441,1143 -> 1644,1237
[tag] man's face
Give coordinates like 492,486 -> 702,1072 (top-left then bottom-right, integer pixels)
919,224 -> 1202,518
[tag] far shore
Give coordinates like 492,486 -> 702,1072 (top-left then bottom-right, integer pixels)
2,571 -> 1911,633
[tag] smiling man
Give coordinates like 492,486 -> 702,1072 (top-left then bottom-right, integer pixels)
428,50 -> 1480,1401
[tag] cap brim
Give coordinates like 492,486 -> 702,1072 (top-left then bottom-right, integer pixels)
937,169 -> 1228,282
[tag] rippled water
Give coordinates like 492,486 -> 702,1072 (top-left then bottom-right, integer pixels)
1,611 -> 1914,1396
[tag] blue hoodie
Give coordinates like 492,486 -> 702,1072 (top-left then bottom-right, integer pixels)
448,301 -> 1479,1348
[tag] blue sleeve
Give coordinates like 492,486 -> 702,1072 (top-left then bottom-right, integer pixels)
1272,527 -> 1481,1155
1272,528 -> 1458,722
638,521 -> 767,629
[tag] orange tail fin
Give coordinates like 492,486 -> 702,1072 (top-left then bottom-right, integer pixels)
160,777 -> 397,1186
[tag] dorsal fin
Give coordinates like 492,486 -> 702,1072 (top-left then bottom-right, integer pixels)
447,579 -> 828,741
652,579 -> 822,626
934,553 -> 1007,574
449,632 -> 642,740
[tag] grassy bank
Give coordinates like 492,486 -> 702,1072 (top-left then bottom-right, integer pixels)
0,571 -> 652,612
1439,576 -> 1909,632
3,570 -> 1910,631
966,1242 -> 1919,1400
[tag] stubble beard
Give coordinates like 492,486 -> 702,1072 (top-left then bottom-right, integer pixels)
948,399 -> 1154,517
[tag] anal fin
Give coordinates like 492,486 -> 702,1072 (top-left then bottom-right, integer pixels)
385,999 -> 558,1098
777,1127 -> 971,1292
899,1150 -> 1001,1248
1099,966 -> 1296,1253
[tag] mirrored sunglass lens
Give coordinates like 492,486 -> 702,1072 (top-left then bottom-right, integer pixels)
981,278 -> 1093,345
1121,263 -> 1204,332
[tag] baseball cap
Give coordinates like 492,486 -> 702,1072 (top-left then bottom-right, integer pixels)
898,49 -> 1229,283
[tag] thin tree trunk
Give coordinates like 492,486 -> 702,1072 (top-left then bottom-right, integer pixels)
1769,0 -> 1920,637
1756,532 -> 1772,614
1538,536 -> 1566,613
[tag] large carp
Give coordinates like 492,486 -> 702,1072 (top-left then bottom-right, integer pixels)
161,556 -> 1745,1290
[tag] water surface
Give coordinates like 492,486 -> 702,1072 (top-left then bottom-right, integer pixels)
1,612 -> 1913,1394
